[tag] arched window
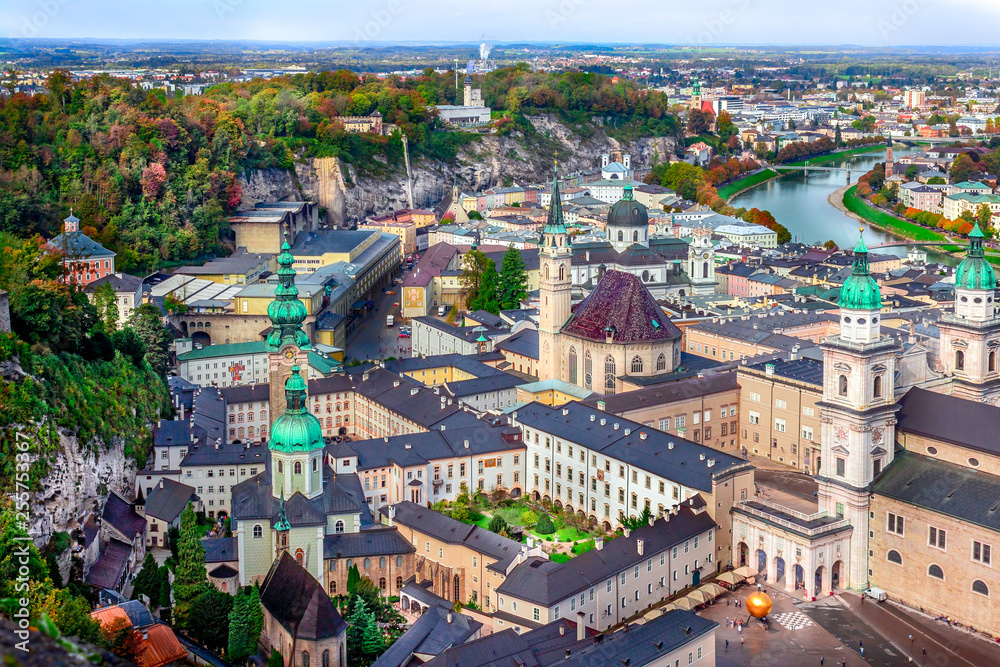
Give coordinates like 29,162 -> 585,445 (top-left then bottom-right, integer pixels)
631,355 -> 643,374
873,375 -> 882,399
329,580 -> 336,595
346,559 -> 353,570
396,575 -> 403,590
379,577 -> 387,590
336,416 -> 342,425
326,417 -> 332,428
989,350 -> 996,372
454,574 -> 461,602
396,556 -> 403,567
545,265 -> 550,280
928,564 -> 944,579
656,353 -> 667,371
956,350 -> 965,371
617,231 -> 623,242
336,403 -> 341,412
703,263 -> 709,279
323,649 -> 331,667
364,558 -> 371,569
379,557 -> 386,568
568,347 -> 578,385
642,270 -> 650,282
260,410 -> 266,421
633,231 -> 638,242
302,651 -> 310,667
838,375 -> 848,396
584,352 -> 593,390
335,520 -> 345,534
604,356 -> 616,395
253,524 -> 262,538
559,264 -> 564,281
887,550 -> 902,564
973,580 -> 990,597
278,460 -> 284,474
294,461 -> 302,475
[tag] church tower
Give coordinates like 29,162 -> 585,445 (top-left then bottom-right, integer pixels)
884,135 -> 894,178
687,225 -> 716,296
267,239 -> 311,418
816,229 -> 900,591
269,366 -> 325,500
937,223 -> 1000,404
691,79 -> 702,110
274,492 -> 291,557
538,165 -> 573,383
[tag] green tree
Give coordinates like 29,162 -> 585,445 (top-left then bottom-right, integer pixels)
130,303 -> 172,375
977,203 -> 993,227
459,248 -> 493,309
619,505 -> 653,531
951,154 -> 981,184
0,506 -> 47,601
48,590 -> 102,645
189,587 -> 234,653
469,261 -> 500,314
487,515 -> 510,537
157,566 -> 172,609
347,596 -> 383,664
112,327 -> 147,367
834,125 -> 842,146
687,109 -> 710,135
520,510 -> 538,526
467,210 -> 483,220
131,553 -> 161,605
268,649 -> 284,667
905,164 -> 919,180
535,514 -> 555,535
92,282 -> 119,333
347,563 -> 362,593
926,176 -> 947,185
172,503 -> 209,630
498,245 -> 528,311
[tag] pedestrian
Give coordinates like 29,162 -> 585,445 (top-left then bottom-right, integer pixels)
861,592 -> 865,603
922,648 -> 927,657
860,647 -> 864,658
859,640 -> 863,650
909,634 -> 914,644
727,598 -> 731,606
740,636 -> 744,647
726,639 -> 729,650
821,658 -> 825,666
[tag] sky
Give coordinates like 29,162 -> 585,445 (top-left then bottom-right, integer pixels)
4,0 -> 1000,48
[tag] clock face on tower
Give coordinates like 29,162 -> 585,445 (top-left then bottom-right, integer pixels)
872,427 -> 884,445
702,252 -> 710,259
282,346 -> 297,363
835,426 -> 848,443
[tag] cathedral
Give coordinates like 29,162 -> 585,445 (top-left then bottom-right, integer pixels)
538,172 -> 685,395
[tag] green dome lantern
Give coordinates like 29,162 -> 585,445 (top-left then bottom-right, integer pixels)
839,228 -> 882,311
269,366 -> 323,454
266,240 -> 311,352
543,161 -> 569,246
955,223 -> 996,292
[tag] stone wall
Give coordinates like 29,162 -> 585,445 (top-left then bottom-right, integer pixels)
0,289 -> 10,333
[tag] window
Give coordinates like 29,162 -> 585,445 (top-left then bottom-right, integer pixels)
873,375 -> 882,398
956,350 -> 965,371
631,355 -> 643,374
973,541 -> 992,565
836,457 -> 846,477
774,418 -> 786,433
748,411 -> 760,425
802,426 -> 814,441
533,607 -> 540,621
928,526 -> 946,550
656,353 -> 666,371
568,347 -> 578,384
887,549 -> 902,564
253,524 -> 262,538
927,564 -> 944,579
803,406 -> 815,417
887,513 -> 904,536
604,355 -> 616,395
775,399 -> 787,409
838,374 -> 848,396
973,580 -> 990,597
675,415 -> 686,429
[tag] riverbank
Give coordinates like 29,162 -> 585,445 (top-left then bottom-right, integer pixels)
720,145 -> 888,202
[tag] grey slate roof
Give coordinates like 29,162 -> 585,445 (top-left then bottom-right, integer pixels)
101,492 -> 145,540
338,425 -> 523,474
371,606 -> 482,667
873,451 -> 1000,534
421,628 -> 538,667
260,552 -> 347,640
83,272 -> 143,293
897,387 -> 1000,455
581,372 -> 738,414
181,441 -> 268,468
219,384 -> 270,405
323,527 -> 415,559
744,357 -> 824,386
442,372 -> 524,398
495,508 -> 715,606
152,419 -> 194,449
85,539 -> 132,590
144,479 -> 197,523
512,401 -> 747,492
495,329 -> 539,359
47,230 -> 115,259
201,536 -> 238,563
381,502 -> 523,568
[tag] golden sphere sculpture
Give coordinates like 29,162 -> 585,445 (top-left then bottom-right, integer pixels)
745,592 -> 772,618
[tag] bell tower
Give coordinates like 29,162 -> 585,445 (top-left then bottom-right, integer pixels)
937,223 -> 1000,404
267,237 -> 311,418
687,225 -> 716,296
538,164 -> 572,383
816,229 -> 900,592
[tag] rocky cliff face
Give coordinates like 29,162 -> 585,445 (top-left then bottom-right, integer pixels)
26,429 -> 136,549
238,115 -> 678,226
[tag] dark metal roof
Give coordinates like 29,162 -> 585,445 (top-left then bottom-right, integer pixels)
144,479 -> 197,523
496,329 -> 539,359
897,387 -> 1000,455
873,451 -> 1000,533
220,383 -> 270,405
260,552 -> 347,641
101,492 -> 145,540
180,441 -> 268,467
562,270 -> 682,343
582,372 -> 738,414
371,605 -> 482,667
382,502 -> 522,566
495,509 -> 715,606
421,628 -> 538,667
744,357 -> 824,386
323,527 -> 415,559
85,539 -> 132,590
201,536 -> 238,563
209,564 -> 239,579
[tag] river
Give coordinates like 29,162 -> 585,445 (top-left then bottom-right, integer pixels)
730,147 -> 958,265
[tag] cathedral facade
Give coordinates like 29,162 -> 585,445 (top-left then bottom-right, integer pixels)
538,173 -> 684,395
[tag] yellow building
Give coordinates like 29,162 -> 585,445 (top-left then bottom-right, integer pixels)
359,219 -> 416,255
234,283 -> 326,317
175,249 -> 273,285
289,229 -> 384,271
514,379 -> 594,406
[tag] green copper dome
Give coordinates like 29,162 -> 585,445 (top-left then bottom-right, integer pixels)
955,224 -> 997,291
607,185 -> 649,229
269,366 -> 324,454
839,229 -> 882,311
266,241 -> 311,352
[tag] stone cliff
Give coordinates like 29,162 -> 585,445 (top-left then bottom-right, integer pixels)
238,115 -> 678,226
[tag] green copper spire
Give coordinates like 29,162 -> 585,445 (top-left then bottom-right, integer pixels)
266,238 -> 311,353
955,223 -> 997,291
269,366 -> 323,454
839,227 -> 882,311
543,161 -> 568,245
274,491 -> 291,531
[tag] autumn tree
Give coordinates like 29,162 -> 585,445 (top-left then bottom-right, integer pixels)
460,248 -> 493,309
101,616 -> 142,663
687,109 -> 711,135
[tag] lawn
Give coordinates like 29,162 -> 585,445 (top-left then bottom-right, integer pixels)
784,144 -> 885,168
842,185 -> 946,243
718,169 -> 778,199
550,553 -> 572,564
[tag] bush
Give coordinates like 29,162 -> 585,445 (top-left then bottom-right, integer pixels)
520,510 -> 538,526
269,650 -> 284,667
488,515 -> 510,536
536,514 -> 555,535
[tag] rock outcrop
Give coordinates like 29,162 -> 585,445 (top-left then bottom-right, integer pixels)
237,115 -> 678,227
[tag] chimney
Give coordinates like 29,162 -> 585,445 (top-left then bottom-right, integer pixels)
179,402 -> 185,421
596,400 -> 606,412
393,380 -> 400,387
648,514 -> 655,527
387,505 -> 395,526
464,440 -> 469,449
559,625 -> 565,636
384,436 -> 389,443
595,537 -> 604,551
576,612 -> 586,641
790,345 -> 800,361
447,612 -> 454,624
637,538 -> 644,556
765,363 -> 775,377
624,527 -> 631,538
159,478 -> 164,490
214,441 -> 220,450
565,650 -> 571,659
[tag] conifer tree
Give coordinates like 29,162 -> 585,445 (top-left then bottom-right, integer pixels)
172,503 -> 209,629
498,245 -> 528,310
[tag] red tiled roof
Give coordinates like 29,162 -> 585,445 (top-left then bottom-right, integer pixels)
562,270 -> 682,343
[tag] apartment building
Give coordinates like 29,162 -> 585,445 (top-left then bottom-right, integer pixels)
738,357 -> 823,473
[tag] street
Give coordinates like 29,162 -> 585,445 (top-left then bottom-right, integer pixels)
345,275 -> 413,363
